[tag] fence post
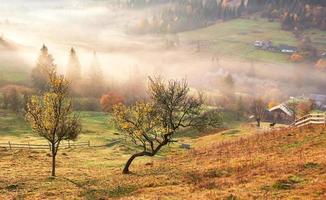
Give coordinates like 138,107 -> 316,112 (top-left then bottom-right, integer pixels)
68,140 -> 71,148
8,141 -> 11,150
88,140 -> 90,147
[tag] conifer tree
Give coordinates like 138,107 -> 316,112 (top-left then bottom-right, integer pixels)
66,47 -> 82,84
88,52 -> 105,97
31,45 -> 56,93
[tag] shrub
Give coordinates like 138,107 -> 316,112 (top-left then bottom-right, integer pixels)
100,91 -> 124,113
73,98 -> 101,111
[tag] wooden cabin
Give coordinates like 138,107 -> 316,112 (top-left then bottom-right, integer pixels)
267,103 -> 294,124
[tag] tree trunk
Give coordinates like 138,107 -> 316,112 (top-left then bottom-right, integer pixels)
122,135 -> 171,174
122,152 -> 145,174
51,143 -> 56,177
257,119 -> 261,127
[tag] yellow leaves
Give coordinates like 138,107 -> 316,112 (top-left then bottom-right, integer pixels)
26,70 -> 80,142
113,102 -> 162,140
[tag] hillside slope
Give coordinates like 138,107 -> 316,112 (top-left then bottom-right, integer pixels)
125,126 -> 326,199
180,18 -> 326,63
1,125 -> 326,199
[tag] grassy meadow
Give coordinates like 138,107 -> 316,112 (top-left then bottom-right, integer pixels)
1,119 -> 326,199
180,18 -> 325,64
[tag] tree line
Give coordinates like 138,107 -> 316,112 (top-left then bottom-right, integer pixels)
130,0 -> 326,34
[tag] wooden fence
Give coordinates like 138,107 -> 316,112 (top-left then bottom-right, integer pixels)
0,141 -> 90,150
292,113 -> 326,127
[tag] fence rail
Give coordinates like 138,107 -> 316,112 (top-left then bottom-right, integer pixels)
292,113 -> 326,127
0,141 -> 90,150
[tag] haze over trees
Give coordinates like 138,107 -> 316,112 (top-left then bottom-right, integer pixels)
87,52 -> 105,98
0,1 -> 326,198
66,47 -> 82,94
31,45 -> 56,93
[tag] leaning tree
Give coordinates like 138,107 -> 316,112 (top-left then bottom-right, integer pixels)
113,77 -> 222,174
26,68 -> 81,177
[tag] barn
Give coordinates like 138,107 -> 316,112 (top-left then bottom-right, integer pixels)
268,103 -> 294,124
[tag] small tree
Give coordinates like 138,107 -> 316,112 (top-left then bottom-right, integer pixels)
26,69 -> 81,177
250,98 -> 266,127
113,77 -> 222,174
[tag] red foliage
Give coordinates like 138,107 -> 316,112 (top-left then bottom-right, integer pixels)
100,92 -> 124,113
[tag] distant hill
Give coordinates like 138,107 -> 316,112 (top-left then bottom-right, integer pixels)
130,0 -> 326,33
0,36 -> 19,51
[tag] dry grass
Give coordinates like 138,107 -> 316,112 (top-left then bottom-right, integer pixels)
1,125 -> 326,199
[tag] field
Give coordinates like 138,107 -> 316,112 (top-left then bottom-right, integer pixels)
1,116 -> 326,199
0,61 -> 30,86
180,18 -> 326,64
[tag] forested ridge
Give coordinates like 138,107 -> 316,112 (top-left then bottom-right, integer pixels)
125,0 -> 326,33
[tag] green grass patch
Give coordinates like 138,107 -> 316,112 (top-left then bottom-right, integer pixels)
84,185 -> 136,199
0,64 -> 30,85
284,141 -> 304,149
0,110 -> 31,137
108,185 -> 137,198
302,29 -> 326,51
180,18 -> 298,63
222,129 -> 240,135
0,110 -> 119,145
303,162 -> 320,169
272,175 -> 305,190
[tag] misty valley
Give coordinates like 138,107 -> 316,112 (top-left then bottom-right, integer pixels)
0,0 -> 326,199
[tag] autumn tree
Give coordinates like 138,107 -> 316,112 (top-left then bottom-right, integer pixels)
100,91 -> 124,113
290,53 -> 304,62
31,45 -> 56,93
26,68 -> 81,177
250,98 -> 267,127
297,100 -> 314,117
113,77 -> 222,174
